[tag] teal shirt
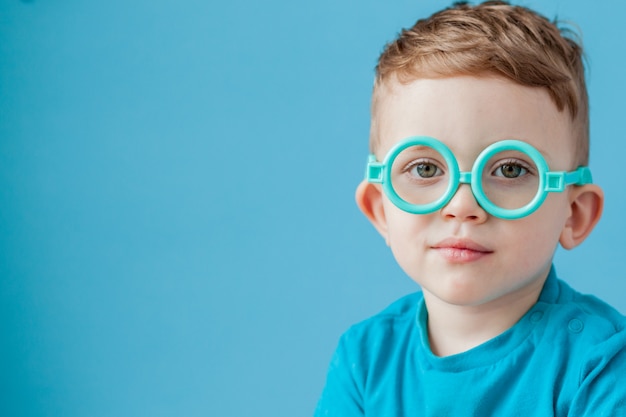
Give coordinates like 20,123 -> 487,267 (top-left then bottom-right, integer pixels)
315,268 -> 626,416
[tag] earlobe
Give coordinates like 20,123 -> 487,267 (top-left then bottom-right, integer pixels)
355,180 -> 389,242
559,184 -> 604,250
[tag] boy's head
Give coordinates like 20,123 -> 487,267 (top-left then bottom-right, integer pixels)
356,1 -> 604,310
370,0 -> 588,166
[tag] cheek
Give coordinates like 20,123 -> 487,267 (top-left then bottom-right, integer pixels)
535,194 -> 570,231
382,201 -> 431,244
384,211 -> 433,279
511,195 -> 569,251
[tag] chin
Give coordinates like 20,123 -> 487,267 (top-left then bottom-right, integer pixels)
424,279 -> 500,307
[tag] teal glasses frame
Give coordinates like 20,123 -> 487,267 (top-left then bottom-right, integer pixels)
365,136 -> 593,220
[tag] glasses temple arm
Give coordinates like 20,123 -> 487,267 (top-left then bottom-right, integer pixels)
545,167 -> 593,192
366,155 -> 384,183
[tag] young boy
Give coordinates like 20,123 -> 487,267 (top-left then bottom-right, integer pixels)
315,1 -> 626,415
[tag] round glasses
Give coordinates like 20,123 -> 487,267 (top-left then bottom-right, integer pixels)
365,136 -> 592,219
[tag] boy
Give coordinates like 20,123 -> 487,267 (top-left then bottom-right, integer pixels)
315,1 -> 626,416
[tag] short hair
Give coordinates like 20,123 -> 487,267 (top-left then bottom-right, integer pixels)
371,1 -> 589,166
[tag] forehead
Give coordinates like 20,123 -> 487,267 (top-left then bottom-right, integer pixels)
372,75 -> 575,167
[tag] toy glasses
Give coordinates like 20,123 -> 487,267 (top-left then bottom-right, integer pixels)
365,136 -> 592,220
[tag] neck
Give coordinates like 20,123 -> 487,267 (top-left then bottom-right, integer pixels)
423,278 -> 546,357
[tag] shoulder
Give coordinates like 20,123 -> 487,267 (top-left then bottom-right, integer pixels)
554,285 -> 626,414
550,278 -> 626,340
315,293 -> 423,416
344,292 -> 422,334
546,278 -> 626,383
338,291 -> 423,353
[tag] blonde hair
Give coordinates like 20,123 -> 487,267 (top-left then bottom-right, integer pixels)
372,1 -> 589,165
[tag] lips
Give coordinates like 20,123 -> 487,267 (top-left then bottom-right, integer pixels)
431,238 -> 493,263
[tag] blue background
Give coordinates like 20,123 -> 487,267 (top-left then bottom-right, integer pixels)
2,0 -> 625,416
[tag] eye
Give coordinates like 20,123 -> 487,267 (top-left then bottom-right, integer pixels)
407,161 -> 443,179
492,161 -> 530,179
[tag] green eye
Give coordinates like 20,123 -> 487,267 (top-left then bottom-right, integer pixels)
494,163 -> 528,178
408,162 -> 442,179
416,163 -> 438,178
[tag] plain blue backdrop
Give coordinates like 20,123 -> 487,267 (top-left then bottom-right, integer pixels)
1,0 -> 625,416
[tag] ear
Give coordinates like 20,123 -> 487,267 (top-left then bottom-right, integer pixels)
355,180 -> 389,243
559,184 -> 604,250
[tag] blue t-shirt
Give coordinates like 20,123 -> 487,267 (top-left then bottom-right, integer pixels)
315,268 -> 626,416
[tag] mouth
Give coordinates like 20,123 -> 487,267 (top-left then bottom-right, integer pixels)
431,238 -> 493,263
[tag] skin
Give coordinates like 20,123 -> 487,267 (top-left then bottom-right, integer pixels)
357,75 -> 604,357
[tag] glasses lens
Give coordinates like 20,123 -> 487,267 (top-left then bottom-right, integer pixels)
390,145 -> 450,207
480,149 -> 540,210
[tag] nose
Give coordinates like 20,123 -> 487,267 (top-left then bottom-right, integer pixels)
440,183 -> 488,223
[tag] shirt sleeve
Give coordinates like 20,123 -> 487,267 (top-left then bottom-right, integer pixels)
314,333 -> 365,417
569,331 -> 626,416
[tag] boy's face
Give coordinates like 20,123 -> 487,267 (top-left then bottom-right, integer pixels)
365,75 -> 581,309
